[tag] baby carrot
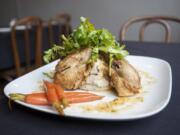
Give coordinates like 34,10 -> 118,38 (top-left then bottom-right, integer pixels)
44,81 -> 58,103
64,92 -> 97,98
67,95 -> 104,104
53,83 -> 64,99
53,83 -> 69,108
44,81 -> 64,115
9,93 -> 49,105
25,93 -> 48,105
9,92 -> 104,106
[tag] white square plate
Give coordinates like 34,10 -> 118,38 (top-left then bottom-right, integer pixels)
4,56 -> 172,121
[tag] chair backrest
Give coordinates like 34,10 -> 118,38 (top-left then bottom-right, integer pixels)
11,16 -> 43,77
120,16 -> 180,43
48,13 -> 72,47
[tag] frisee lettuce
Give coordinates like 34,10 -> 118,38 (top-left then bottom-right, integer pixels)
43,17 -> 129,68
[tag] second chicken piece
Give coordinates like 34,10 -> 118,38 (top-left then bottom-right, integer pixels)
110,60 -> 141,96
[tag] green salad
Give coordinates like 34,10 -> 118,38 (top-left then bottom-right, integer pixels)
43,17 -> 129,69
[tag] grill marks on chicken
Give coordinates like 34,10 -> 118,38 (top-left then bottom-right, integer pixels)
110,60 -> 141,96
54,48 -> 92,89
54,49 -> 141,96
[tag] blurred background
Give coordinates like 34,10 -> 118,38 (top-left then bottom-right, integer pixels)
0,0 -> 180,86
1,0 -> 180,41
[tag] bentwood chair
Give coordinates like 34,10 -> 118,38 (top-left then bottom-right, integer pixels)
10,16 -> 43,77
48,13 -> 72,47
120,16 -> 180,43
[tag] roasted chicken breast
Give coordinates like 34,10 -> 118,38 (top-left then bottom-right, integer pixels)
110,60 -> 141,96
54,48 -> 141,96
54,48 -> 92,89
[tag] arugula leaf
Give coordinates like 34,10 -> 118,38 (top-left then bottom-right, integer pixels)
43,17 -> 129,71
43,45 -> 65,63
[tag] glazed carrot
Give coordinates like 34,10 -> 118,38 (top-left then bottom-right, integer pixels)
9,93 -> 49,105
65,92 -> 96,95
24,92 -> 97,101
53,83 -> 64,99
53,83 -> 69,107
25,93 -> 48,105
65,92 -> 97,98
9,91 -> 104,105
44,81 -> 59,103
44,81 -> 64,115
65,94 -> 98,99
68,95 -> 104,104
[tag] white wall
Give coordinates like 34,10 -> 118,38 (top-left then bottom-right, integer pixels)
1,0 -> 180,42
0,0 -> 18,26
